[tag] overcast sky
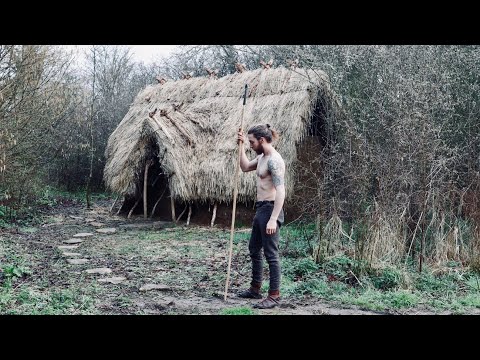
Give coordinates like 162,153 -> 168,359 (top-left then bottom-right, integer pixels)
63,45 -> 178,64
126,45 -> 177,63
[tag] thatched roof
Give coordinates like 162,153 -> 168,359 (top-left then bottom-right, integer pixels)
104,66 -> 340,204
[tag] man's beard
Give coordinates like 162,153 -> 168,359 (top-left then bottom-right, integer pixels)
254,145 -> 264,155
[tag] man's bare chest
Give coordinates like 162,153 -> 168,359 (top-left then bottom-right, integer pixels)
256,156 -> 270,179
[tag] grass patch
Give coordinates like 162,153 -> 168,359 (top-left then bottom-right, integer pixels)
369,267 -> 403,291
278,222 -> 479,313
383,290 -> 419,309
335,288 -> 385,311
220,307 -> 256,315
1,186 -> 115,228
2,206 -> 480,314
0,285 -> 96,315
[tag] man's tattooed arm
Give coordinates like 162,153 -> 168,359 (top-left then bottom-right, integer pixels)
268,158 -> 285,187
266,156 -> 286,232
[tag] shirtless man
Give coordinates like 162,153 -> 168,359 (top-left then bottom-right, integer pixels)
236,123 -> 286,309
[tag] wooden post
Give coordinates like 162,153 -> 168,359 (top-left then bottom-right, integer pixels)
128,197 -> 141,219
210,203 -> 217,227
116,196 -> 125,215
176,204 -> 188,222
143,160 -> 153,219
171,196 -> 176,223
186,204 -> 192,226
150,187 -> 167,219
109,194 -> 120,213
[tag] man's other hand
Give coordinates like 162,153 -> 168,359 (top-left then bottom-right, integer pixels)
266,218 -> 277,235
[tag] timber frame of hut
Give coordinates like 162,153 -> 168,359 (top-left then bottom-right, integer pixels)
104,61 -> 343,226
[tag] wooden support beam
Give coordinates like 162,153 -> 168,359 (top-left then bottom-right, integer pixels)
260,59 -> 274,69
149,187 -> 167,219
204,67 -> 218,79
128,197 -> 141,219
156,76 -> 167,84
116,196 -> 125,215
149,108 -> 174,142
172,102 -> 184,111
149,108 -> 157,118
182,72 -> 193,80
143,160 -> 153,219
176,204 -> 188,222
286,58 -> 299,69
210,203 -> 217,227
159,109 -> 194,146
151,172 -> 163,188
186,204 -> 192,226
109,194 -> 120,213
171,196 -> 176,223
235,63 -> 247,73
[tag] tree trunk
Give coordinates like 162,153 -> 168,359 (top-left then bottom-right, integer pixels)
85,46 -> 96,209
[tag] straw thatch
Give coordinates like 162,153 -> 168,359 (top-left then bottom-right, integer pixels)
104,66 -> 341,205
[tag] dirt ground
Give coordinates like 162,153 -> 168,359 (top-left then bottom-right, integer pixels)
1,200 -> 474,315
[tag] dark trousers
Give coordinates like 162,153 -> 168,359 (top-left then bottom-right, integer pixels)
249,201 -> 284,292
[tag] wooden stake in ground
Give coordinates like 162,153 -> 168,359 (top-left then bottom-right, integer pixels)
109,194 -> 120,213
127,196 -> 141,219
176,203 -> 188,222
211,203 -> 217,227
186,204 -> 192,226
116,196 -> 125,215
143,159 -> 153,219
224,84 -> 248,301
150,187 -> 167,219
171,196 -> 176,223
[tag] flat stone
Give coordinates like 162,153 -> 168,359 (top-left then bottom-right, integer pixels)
58,245 -> 79,250
96,228 -> 116,234
42,222 -> 63,227
98,276 -> 126,284
62,252 -> 82,257
63,239 -> 83,244
85,268 -> 112,275
19,227 -> 38,234
66,259 -> 89,265
48,215 -> 65,223
73,233 -> 94,238
139,284 -> 171,292
85,218 -> 96,222
90,222 -> 105,227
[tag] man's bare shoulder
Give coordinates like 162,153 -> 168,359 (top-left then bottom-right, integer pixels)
270,152 -> 285,167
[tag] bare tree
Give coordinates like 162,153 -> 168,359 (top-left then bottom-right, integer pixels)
159,45 -> 480,269
85,46 -> 97,208
0,45 -> 77,217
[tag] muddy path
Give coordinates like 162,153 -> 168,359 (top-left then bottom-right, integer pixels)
0,200 -> 469,315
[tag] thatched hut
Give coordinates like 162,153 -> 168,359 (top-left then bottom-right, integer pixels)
104,66 -> 343,225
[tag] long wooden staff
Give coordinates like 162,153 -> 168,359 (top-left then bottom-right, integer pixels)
224,84 -> 248,301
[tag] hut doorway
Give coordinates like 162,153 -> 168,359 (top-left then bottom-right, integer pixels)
117,137 -> 173,220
